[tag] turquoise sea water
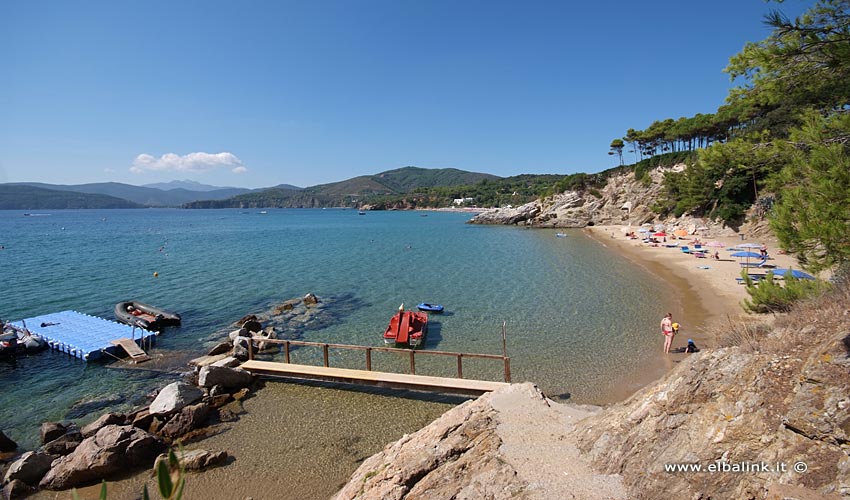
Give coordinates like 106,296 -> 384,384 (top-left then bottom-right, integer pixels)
0,209 -> 672,449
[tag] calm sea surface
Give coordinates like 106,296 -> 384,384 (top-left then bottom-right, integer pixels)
0,209 -> 672,449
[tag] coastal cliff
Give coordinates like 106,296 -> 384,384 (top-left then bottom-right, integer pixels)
468,166 -> 675,228
337,289 -> 850,499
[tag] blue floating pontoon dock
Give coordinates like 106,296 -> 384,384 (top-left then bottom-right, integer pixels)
11,310 -> 156,361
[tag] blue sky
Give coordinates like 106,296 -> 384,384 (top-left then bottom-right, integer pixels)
0,0 -> 813,189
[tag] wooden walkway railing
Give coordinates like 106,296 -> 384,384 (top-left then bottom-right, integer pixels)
247,337 -> 511,383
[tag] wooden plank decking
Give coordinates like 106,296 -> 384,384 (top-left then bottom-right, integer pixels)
240,360 -> 510,396
110,338 -> 151,363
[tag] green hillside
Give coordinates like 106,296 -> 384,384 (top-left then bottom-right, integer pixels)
0,185 -> 143,209
184,166 -> 500,208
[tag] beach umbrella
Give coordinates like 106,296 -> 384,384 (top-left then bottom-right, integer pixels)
772,268 -> 815,280
638,228 -> 650,233
705,241 -> 725,248
731,250 -> 761,267
673,229 -> 688,237
653,232 -> 667,237
738,243 -> 763,249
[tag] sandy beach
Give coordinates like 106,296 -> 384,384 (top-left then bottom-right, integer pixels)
584,225 -> 802,350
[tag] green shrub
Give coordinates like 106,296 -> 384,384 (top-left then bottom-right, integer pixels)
742,271 -> 830,314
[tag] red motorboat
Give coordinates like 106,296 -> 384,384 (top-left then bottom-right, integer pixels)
383,305 -> 429,348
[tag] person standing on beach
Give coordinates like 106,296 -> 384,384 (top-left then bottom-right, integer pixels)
660,312 -> 674,354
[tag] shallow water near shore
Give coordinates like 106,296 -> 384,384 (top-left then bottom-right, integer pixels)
0,209 -> 675,452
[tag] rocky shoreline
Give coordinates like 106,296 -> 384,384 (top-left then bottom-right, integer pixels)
0,293 -> 326,499
336,288 -> 850,498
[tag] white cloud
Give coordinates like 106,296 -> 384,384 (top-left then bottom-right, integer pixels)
130,152 -> 247,174
104,167 -> 115,173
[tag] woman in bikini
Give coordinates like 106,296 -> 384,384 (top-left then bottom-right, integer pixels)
660,312 -> 674,354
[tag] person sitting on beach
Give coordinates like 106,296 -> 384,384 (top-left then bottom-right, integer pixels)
714,250 -> 720,260
685,338 -> 700,353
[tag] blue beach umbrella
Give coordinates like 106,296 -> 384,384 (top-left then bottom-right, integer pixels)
730,251 -> 761,258
772,268 -> 816,280
731,251 -> 761,267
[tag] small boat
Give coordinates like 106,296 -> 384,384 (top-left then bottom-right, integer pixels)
114,301 -> 181,330
416,303 -> 444,313
383,305 -> 429,348
259,210 -> 268,214
0,322 -> 48,356
358,211 -> 366,215
556,233 -> 567,238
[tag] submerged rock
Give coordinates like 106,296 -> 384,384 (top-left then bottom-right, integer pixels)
156,449 -> 228,472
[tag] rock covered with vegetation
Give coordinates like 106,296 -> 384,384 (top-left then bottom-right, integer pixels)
469,165 -> 671,227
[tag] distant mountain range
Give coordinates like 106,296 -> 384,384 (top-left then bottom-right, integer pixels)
185,167 -> 499,209
0,184 -> 143,210
1,181 -> 254,208
0,167 -> 501,210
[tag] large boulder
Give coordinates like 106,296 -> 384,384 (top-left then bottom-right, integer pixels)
81,412 -> 126,438
40,422 -> 66,445
159,403 -> 211,440
198,365 -> 254,389
0,430 -> 17,452
3,451 -> 54,485
149,382 -> 204,416
39,425 -> 165,490
42,428 -> 82,456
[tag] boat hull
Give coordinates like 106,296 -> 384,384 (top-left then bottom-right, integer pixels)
383,311 -> 428,348
416,303 -> 443,313
114,301 -> 181,330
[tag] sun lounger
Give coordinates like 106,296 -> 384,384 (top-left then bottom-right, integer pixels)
680,246 -> 690,254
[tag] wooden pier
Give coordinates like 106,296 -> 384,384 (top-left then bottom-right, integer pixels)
240,337 -> 511,396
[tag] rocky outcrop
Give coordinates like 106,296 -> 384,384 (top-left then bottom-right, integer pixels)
336,383 -> 627,500
469,167 -> 671,228
571,302 -> 850,500
40,425 -> 165,490
339,289 -> 850,499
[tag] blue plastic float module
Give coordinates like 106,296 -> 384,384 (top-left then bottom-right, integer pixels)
11,310 -> 156,361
